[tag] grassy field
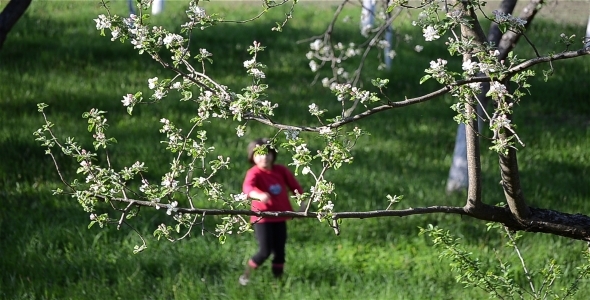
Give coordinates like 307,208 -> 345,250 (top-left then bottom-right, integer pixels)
1,1 -> 589,299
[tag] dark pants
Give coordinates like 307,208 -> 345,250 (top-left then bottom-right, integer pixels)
250,221 -> 287,274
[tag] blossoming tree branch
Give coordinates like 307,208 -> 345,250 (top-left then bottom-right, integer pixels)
34,0 -> 590,251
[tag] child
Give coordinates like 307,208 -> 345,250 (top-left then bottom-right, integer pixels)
239,138 -> 304,286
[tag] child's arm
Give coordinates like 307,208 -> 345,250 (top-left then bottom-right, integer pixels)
242,170 -> 271,204
248,190 -> 271,203
282,166 -> 303,195
281,166 -> 307,211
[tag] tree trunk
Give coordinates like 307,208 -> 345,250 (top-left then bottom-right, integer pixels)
0,0 -> 33,50
446,0 -> 545,194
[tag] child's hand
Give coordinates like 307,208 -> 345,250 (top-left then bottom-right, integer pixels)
259,192 -> 272,204
248,190 -> 272,203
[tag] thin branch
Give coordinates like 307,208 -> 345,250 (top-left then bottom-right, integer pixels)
465,101 -> 483,209
506,47 -> 590,75
246,46 -> 589,133
331,217 -> 340,235
505,227 -> 537,296
117,201 -> 136,230
122,219 -> 147,253
296,0 -> 349,44
101,195 -> 467,218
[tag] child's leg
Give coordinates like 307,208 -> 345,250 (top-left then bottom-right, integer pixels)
251,222 -> 273,266
240,223 -> 272,285
270,222 -> 288,278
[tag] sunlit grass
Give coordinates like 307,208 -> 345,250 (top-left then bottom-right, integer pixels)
1,1 -> 589,299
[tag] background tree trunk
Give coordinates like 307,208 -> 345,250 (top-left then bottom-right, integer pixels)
0,0 -> 32,50
360,0 -> 393,70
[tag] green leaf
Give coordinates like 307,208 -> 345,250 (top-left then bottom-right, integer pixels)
420,75 -> 432,84
37,103 -> 48,112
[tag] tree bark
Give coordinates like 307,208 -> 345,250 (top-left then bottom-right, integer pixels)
454,0 -> 488,212
446,0 -> 545,194
0,0 -> 32,50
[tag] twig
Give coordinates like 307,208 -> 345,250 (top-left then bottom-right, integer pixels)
505,227 -> 537,296
117,201 -> 136,230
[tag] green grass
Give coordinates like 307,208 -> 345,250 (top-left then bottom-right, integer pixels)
1,1 -> 589,299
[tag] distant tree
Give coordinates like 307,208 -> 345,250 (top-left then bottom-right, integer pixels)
0,0 -> 32,50
36,0 -> 590,250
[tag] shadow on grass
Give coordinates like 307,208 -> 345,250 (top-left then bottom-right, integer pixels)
1,4 -> 590,298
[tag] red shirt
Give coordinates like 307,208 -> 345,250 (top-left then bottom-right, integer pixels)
242,164 -> 303,223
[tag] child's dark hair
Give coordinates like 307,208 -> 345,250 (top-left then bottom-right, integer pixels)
247,138 -> 277,165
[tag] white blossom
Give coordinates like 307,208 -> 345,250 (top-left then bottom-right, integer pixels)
200,48 -> 212,57
423,26 -> 440,41
489,81 -> 508,98
468,82 -> 482,91
163,33 -> 184,47
229,102 -> 242,115
319,127 -> 332,135
309,103 -> 320,115
494,114 -> 512,128
310,39 -> 323,51
162,177 -> 179,189
128,23 -> 148,50
302,166 -> 311,175
429,58 -> 447,70
154,89 -> 165,100
148,77 -> 158,89
345,48 -> 356,57
236,126 -> 245,137
166,201 -> 178,215
188,5 -> 207,20
462,59 -> 478,75
243,59 -> 255,69
110,27 -> 120,41
121,94 -> 133,107
139,179 -> 149,192
388,50 -> 397,59
94,14 -> 111,30
132,161 -> 144,169
249,68 -> 265,79
478,62 -> 495,73
309,60 -> 319,72
232,193 -> 248,202
414,45 -> 423,52
322,201 -> 334,211
428,58 -> 448,79
169,134 -> 182,144
361,24 -> 372,37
